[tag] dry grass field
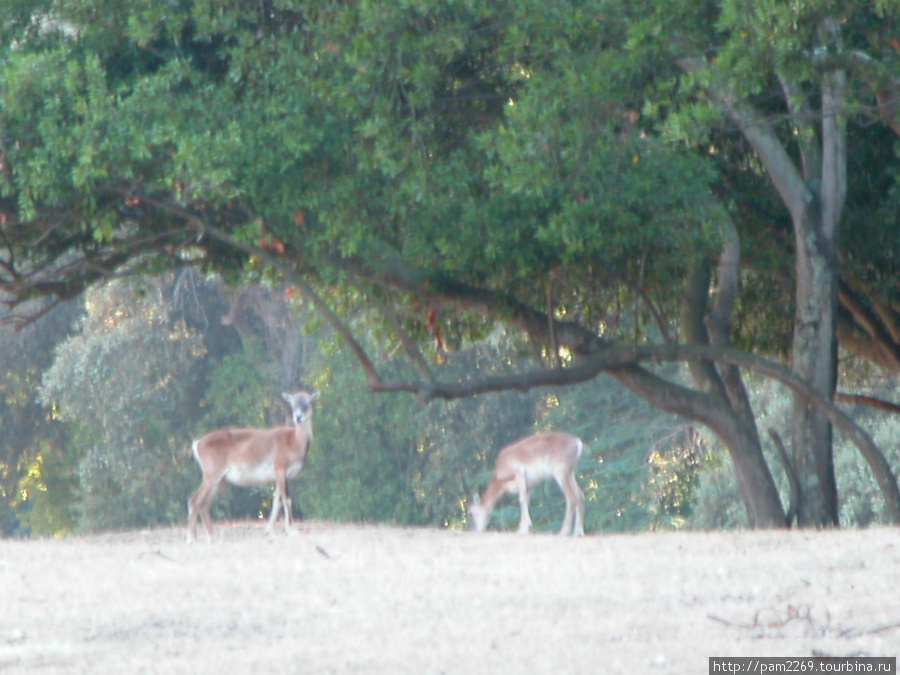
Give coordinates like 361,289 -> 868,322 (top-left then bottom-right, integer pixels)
1,521 -> 898,674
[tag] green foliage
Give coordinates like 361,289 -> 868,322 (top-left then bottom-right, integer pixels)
199,346 -> 270,430
0,300 -> 79,536
38,277 -> 206,532
684,456 -> 749,530
18,439 -> 80,537
4,0 -> 900,534
0,0 -> 725,347
298,337 -> 426,525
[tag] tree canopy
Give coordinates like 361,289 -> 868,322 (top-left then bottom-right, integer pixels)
4,0 -> 900,529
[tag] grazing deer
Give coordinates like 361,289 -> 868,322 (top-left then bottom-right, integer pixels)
468,431 -> 585,536
186,390 -> 319,544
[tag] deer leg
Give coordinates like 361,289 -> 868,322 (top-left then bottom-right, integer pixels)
186,492 -> 200,545
187,477 -> 221,544
266,489 -> 281,535
563,472 -> 585,536
281,479 -> 297,535
187,482 -> 209,544
556,474 -> 575,536
573,485 -> 585,536
266,473 -> 288,535
515,473 -> 532,534
199,480 -> 224,542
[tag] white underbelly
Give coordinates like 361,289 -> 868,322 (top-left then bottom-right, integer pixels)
224,460 -> 304,487
518,461 -> 554,487
225,462 -> 277,486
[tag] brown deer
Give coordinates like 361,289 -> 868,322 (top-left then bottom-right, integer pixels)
186,390 -> 319,543
468,431 -> 585,536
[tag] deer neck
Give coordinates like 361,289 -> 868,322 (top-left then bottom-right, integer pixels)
478,478 -> 507,513
293,416 -> 313,444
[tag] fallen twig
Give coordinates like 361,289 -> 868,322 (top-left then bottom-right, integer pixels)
138,549 -> 181,564
709,605 -> 900,641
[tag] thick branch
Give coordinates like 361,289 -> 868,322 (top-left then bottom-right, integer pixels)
353,281 -> 435,384
819,17 -> 848,241
707,217 -> 761,448
365,342 -> 899,524
677,56 -> 812,224
777,73 -> 821,182
834,393 -> 900,415
338,250 -> 608,357
680,257 -> 727,396
768,428 -> 799,525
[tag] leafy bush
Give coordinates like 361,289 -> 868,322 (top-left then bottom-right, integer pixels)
38,278 -> 206,532
297,341 -> 426,525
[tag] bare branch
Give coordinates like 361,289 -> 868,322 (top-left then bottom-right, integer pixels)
834,393 -> 900,415
677,55 -> 812,224
838,282 -> 900,372
351,280 -> 435,384
190,218 -> 390,391
768,428 -> 799,526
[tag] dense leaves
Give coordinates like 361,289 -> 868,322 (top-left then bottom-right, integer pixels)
0,0 -> 717,326
37,277 -> 205,531
3,0 -> 900,532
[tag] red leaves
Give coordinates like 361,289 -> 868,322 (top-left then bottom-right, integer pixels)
425,307 -> 444,352
258,235 -> 286,253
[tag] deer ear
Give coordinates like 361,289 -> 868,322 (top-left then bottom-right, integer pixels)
309,390 -> 320,401
281,392 -> 291,403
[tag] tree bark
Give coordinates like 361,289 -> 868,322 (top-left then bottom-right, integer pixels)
676,226 -> 785,528
785,23 -> 845,526
678,26 -> 848,526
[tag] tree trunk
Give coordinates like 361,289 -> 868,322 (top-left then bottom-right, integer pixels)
790,205 -> 840,526
678,25 -> 848,527
788,28 -> 845,526
610,364 -> 787,528
675,235 -> 786,528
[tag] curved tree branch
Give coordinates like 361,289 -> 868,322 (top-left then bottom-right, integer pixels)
676,56 -> 813,225
767,428 -> 799,526
30,192 -> 896,524
834,393 -> 900,415
357,342 -> 899,524
351,280 -> 435,384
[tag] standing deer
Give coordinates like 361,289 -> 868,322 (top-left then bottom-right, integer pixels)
468,431 -> 585,536
186,389 -> 319,543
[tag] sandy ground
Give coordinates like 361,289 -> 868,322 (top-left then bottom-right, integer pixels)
1,521 -> 898,674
